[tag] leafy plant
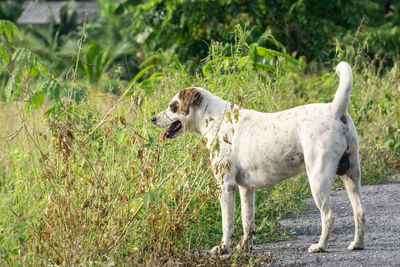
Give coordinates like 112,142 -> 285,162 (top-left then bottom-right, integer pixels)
0,20 -> 21,65
80,42 -> 131,87
5,47 -> 62,112
95,0 -> 396,74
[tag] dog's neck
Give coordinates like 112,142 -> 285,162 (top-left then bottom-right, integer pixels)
192,90 -> 237,149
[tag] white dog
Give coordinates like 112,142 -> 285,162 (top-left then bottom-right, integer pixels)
151,62 -> 365,254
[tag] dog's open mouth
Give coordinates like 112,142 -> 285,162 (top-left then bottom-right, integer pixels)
162,121 -> 182,141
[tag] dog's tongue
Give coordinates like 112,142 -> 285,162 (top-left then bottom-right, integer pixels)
162,130 -> 168,141
161,121 -> 180,141
162,125 -> 173,141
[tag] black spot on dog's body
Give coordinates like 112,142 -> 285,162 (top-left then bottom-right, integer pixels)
340,115 -> 347,124
337,153 -> 350,175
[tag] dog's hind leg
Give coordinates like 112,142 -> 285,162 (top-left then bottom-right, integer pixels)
235,186 -> 255,252
305,150 -> 338,253
340,151 -> 365,250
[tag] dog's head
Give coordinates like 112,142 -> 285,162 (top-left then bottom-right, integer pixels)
151,87 -> 203,140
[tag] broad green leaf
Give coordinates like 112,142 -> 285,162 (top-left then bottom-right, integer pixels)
124,65 -> 155,95
31,91 -> 45,110
131,65 -> 155,83
139,54 -> 159,68
255,63 -> 275,73
148,72 -> 165,78
0,45 -> 8,65
0,20 -> 20,43
170,56 -> 184,71
236,56 -> 249,69
138,76 -> 163,89
248,43 -> 258,64
257,47 -> 299,65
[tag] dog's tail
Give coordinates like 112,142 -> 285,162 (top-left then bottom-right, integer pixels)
331,61 -> 353,116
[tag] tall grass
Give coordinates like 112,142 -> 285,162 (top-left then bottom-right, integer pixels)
0,29 -> 399,265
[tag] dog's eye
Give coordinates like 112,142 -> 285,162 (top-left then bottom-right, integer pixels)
169,103 -> 178,113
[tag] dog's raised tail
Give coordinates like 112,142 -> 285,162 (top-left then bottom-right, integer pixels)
331,61 -> 353,116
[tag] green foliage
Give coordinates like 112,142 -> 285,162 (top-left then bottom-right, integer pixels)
5,48 -> 62,112
0,44 -> 8,65
0,0 -> 25,22
267,0 -> 382,61
201,39 -> 303,93
84,0 -> 139,81
345,23 -> 400,65
5,0 -> 400,76
90,0 -> 399,73
0,20 -> 20,43
80,42 -> 131,87
0,20 -> 21,65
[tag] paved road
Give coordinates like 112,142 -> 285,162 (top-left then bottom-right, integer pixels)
255,176 -> 400,266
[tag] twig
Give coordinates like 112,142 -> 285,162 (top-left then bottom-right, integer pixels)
56,54 -> 98,67
0,126 -> 23,140
130,128 -> 149,141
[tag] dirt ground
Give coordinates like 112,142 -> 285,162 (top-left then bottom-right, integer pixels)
254,175 -> 400,266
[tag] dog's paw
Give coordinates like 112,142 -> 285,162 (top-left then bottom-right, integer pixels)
347,241 -> 364,251
308,243 -> 325,253
235,240 -> 252,252
210,244 -> 229,255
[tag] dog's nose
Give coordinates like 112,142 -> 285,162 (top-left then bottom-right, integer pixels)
151,116 -> 157,123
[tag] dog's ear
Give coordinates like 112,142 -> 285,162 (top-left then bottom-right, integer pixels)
179,88 -> 202,114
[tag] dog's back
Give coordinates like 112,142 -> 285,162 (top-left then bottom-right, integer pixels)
232,101 -> 352,188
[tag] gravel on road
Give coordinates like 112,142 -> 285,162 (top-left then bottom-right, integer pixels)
254,176 -> 400,266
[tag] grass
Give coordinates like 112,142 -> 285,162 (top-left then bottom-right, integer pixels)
0,35 -> 399,265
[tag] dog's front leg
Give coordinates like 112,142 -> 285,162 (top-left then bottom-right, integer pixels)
235,186 -> 255,252
211,182 -> 237,255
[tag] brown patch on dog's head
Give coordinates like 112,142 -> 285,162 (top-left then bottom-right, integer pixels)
177,88 -> 202,115
169,101 -> 180,113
